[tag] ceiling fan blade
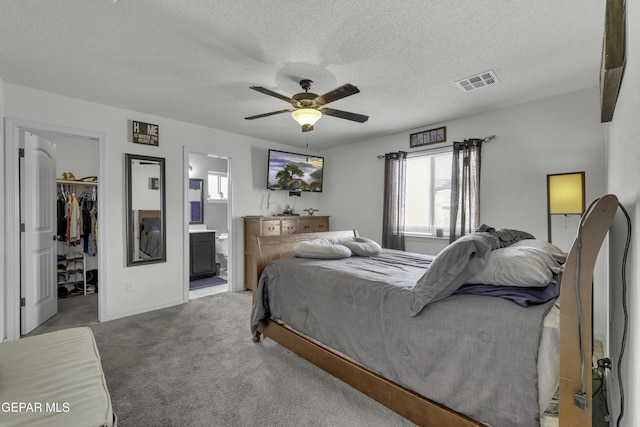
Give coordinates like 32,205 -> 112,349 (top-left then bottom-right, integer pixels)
315,84 -> 360,106
320,108 -> 369,123
250,86 -> 297,106
245,109 -> 293,120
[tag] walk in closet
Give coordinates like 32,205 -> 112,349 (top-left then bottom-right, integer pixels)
56,179 -> 98,298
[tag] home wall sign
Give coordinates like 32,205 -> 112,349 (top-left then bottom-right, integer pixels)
132,121 -> 159,146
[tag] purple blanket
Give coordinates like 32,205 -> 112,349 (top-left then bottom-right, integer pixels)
454,279 -> 560,307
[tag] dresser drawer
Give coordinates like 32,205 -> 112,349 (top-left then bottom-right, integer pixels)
299,217 -> 329,233
281,219 -> 299,234
261,220 -> 281,236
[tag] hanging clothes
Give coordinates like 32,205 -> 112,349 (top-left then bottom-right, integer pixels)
82,197 -> 92,254
56,192 -> 67,241
68,193 -> 82,245
56,181 -> 98,254
91,200 -> 98,256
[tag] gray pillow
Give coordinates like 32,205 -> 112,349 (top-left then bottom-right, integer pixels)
468,246 -> 562,287
343,237 -> 382,256
475,224 -> 536,247
310,236 -> 354,245
410,232 -> 499,315
294,241 -> 352,259
509,239 -> 567,264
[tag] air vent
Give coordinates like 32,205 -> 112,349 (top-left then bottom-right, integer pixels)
454,70 -> 499,92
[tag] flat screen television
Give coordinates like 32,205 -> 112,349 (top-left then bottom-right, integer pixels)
267,149 -> 324,192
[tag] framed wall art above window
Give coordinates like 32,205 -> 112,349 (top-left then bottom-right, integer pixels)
410,126 -> 446,148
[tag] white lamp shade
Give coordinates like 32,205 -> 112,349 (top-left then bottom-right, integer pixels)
291,108 -> 322,127
548,172 -> 585,215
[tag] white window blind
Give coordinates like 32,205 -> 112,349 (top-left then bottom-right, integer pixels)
405,149 -> 452,236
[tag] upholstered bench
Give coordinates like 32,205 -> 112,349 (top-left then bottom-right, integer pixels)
0,327 -> 116,427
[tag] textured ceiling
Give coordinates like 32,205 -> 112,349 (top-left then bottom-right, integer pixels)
0,1 -> 605,149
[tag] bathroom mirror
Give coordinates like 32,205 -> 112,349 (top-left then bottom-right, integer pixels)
188,178 -> 204,223
125,154 -> 166,266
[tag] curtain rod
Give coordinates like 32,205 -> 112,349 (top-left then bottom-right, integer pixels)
376,135 -> 496,159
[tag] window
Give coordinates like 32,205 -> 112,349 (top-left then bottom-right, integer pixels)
405,149 -> 452,237
207,172 -> 228,201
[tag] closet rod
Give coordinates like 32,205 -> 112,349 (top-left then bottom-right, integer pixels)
56,180 -> 98,187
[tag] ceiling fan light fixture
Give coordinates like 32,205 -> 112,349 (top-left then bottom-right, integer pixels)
292,108 -> 322,128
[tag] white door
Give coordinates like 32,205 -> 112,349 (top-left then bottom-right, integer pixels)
21,131 -> 58,335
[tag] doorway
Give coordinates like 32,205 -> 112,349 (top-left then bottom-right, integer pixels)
34,130 -> 100,326
4,118 -> 107,341
184,148 -> 233,301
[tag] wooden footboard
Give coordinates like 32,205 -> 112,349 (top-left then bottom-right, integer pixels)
253,320 -> 482,427
559,194 -> 618,427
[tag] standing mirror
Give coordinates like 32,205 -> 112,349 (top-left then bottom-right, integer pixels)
125,154 -> 166,266
188,178 -> 204,223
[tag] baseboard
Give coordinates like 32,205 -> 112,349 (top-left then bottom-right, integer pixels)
101,299 -> 186,322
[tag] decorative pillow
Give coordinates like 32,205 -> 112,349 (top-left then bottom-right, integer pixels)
293,241 -> 352,259
342,237 -> 382,256
410,232 -> 499,315
510,239 -> 567,264
467,246 -> 562,288
475,224 -> 536,247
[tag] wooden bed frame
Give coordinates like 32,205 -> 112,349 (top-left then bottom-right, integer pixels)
251,195 -> 619,426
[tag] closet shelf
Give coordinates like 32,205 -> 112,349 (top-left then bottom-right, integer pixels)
57,180 -> 98,186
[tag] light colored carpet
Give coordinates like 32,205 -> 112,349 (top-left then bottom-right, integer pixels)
30,291 -> 413,427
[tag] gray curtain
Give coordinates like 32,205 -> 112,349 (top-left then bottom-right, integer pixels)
382,151 -> 407,250
450,139 -> 482,243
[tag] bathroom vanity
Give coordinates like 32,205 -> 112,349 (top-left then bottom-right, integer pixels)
189,229 -> 216,280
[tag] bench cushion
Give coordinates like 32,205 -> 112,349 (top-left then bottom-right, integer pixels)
0,327 -> 114,427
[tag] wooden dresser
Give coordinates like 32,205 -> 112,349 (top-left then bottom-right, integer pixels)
243,215 -> 330,290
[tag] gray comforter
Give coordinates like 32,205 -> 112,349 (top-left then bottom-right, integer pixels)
140,227 -> 161,257
251,249 -> 554,427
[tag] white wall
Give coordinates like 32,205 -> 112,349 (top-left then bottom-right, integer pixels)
0,74 -> 5,340
606,0 -> 640,424
2,83 -> 321,323
30,131 -> 100,179
322,87 -> 608,331
323,88 -> 606,249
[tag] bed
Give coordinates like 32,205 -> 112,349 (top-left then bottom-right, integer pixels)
250,195 -> 619,427
0,327 -> 116,427
138,209 -> 162,258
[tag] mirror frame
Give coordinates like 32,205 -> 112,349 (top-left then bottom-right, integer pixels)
188,178 -> 204,224
125,153 -> 166,266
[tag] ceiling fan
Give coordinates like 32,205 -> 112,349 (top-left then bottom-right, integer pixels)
245,79 -> 369,132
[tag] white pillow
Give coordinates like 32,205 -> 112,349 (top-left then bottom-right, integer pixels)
310,236 -> 354,245
510,239 -> 567,264
342,237 -> 382,256
468,246 -> 562,287
294,241 -> 352,259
